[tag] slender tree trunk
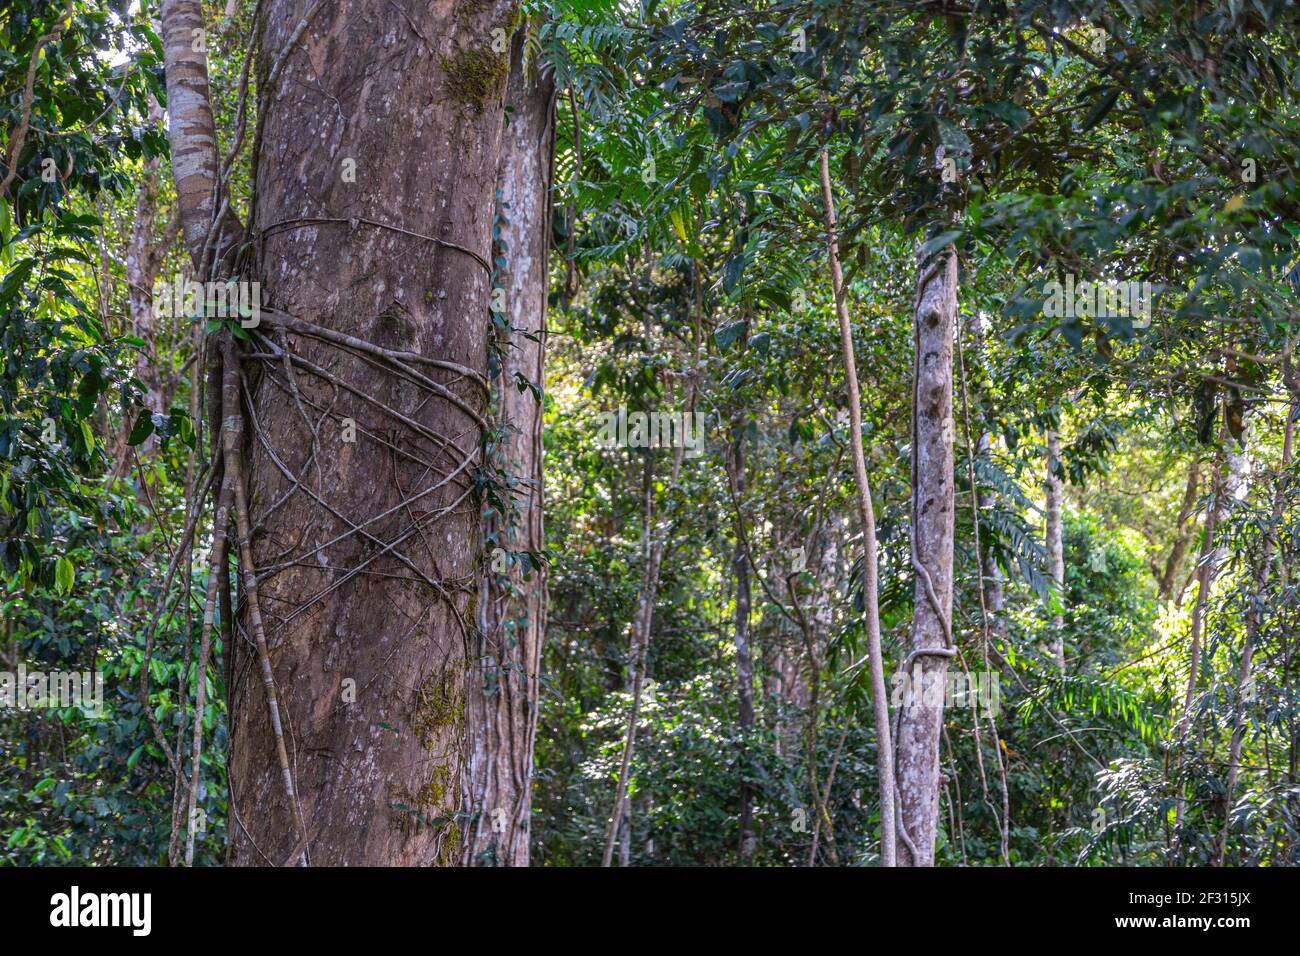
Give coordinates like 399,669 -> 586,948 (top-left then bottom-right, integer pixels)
1158,460 -> 1201,600
156,0 -> 245,865
817,147 -> 895,866
1219,380 -> 1294,863
225,0 -> 518,865
976,433 -> 1005,635
727,417 -> 757,863
462,24 -> 554,868
159,0 -> 241,276
1045,429 -> 1066,674
895,244 -> 958,866
963,314 -> 1004,641
618,810 -> 632,867
1172,452 -> 1223,847
602,446 -> 682,866
126,165 -> 177,393
183,449 -> 233,865
115,120 -> 180,473
957,317 -> 1011,863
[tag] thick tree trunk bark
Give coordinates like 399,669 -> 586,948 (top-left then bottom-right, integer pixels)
895,246 -> 957,866
227,0 -> 517,865
462,27 -> 553,867
1045,429 -> 1066,673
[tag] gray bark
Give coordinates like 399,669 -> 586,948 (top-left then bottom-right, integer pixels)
1046,429 -> 1066,673
1173,452 -> 1223,843
159,0 -> 242,274
602,445 -> 682,866
729,425 -> 756,863
1158,460 -> 1201,600
462,26 -> 553,867
895,246 -> 957,866
1220,394 -> 1290,862
227,0 -> 517,865
976,431 -> 1004,636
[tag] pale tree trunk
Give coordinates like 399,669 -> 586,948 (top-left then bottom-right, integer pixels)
1157,460 -> 1200,600
114,146 -> 179,474
964,312 -> 1004,642
602,445 -> 683,866
1045,429 -> 1066,674
788,509 -> 836,866
1216,441 -> 1250,566
618,811 -> 632,867
727,419 -> 757,863
895,245 -> 958,866
226,0 -> 518,866
1219,381 -> 1293,863
760,532 -> 806,755
159,0 -> 241,276
801,514 -> 847,865
817,147 -> 895,866
767,630 -> 808,758
1172,451 -> 1223,846
463,26 -> 553,868
126,139 -> 179,386
959,313 -> 1003,642
157,0 -> 249,867
977,432 -> 1005,636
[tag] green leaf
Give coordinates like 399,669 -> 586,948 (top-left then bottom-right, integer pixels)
669,206 -> 689,243
921,230 -> 961,256
714,319 -> 746,350
1080,88 -> 1121,132
127,409 -> 155,446
722,253 -> 746,294
54,556 -> 74,594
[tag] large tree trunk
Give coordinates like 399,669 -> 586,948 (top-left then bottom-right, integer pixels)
462,26 -> 553,867
227,0 -> 517,866
895,246 -> 957,866
1045,429 -> 1066,673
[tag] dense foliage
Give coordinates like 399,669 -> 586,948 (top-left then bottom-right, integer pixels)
3,0 -> 1299,866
